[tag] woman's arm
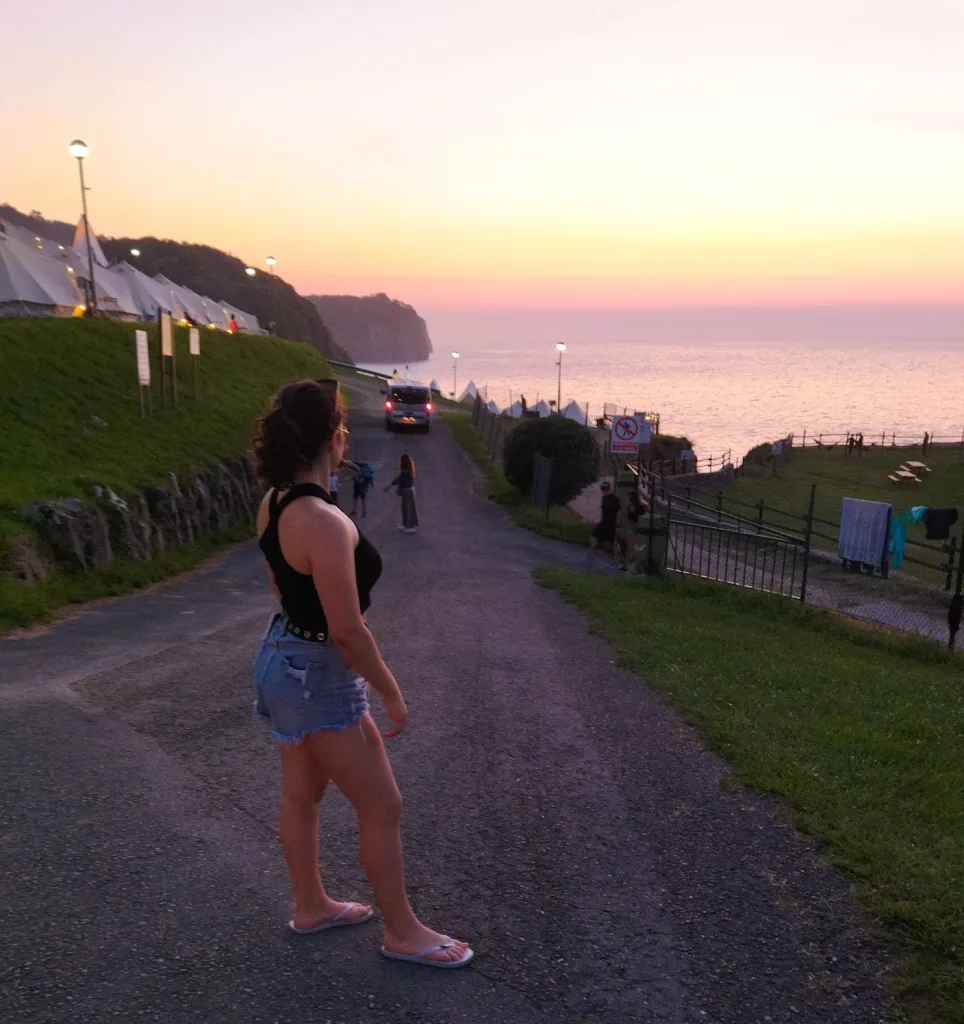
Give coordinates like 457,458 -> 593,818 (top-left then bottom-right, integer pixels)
306,508 -> 407,736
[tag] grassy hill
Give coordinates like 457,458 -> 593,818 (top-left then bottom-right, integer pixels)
0,317 -> 332,628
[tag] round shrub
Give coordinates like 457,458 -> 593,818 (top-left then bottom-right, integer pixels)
502,416 -> 600,505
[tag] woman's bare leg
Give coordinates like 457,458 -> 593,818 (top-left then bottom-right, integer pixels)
279,742 -> 371,929
305,715 -> 469,963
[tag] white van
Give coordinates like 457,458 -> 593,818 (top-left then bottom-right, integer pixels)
384,380 -> 433,433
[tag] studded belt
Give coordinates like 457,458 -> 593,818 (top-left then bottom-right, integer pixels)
281,617 -> 329,643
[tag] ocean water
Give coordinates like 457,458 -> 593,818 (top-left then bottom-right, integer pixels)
364,305 -> 964,460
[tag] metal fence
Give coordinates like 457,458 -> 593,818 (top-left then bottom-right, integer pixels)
635,463 -> 964,649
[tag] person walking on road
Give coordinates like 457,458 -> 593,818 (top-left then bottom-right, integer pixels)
252,380 -> 471,968
386,453 -> 418,533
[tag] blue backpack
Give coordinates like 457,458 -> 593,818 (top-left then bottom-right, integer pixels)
360,464 -> 375,487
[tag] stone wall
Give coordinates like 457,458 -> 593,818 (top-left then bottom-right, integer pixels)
12,454 -> 263,583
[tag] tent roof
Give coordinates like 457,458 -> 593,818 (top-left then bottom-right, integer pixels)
72,219 -> 109,268
219,301 -> 261,333
0,233 -> 82,308
533,400 -> 552,416
458,381 -> 479,403
155,275 -> 207,323
113,261 -> 177,315
562,400 -> 586,422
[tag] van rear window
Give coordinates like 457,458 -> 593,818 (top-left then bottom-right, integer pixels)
390,387 -> 429,405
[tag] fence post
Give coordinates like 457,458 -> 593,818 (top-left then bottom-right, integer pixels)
716,490 -> 723,523
800,483 -> 817,603
945,535 -> 957,592
757,499 -> 764,535
802,429 -> 806,448
949,519 -> 964,649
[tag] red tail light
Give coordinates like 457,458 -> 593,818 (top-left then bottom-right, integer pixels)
385,401 -> 393,410
425,402 -> 433,412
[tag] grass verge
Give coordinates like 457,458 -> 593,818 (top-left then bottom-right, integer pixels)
0,317 -> 332,631
536,567 -> 964,1023
442,411 -> 590,545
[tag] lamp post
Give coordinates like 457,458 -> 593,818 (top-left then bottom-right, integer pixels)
452,351 -> 460,399
266,256 -> 276,274
555,343 -> 566,415
68,139 -> 97,314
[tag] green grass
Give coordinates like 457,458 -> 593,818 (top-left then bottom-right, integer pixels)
728,445 -> 964,533
537,567 -> 964,1023
442,411 -> 591,545
0,317 -> 332,628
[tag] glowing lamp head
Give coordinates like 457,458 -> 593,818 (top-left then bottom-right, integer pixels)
266,256 -> 276,266
245,267 -> 256,277
130,248 -> 141,257
452,351 -> 460,359
556,343 -> 566,353
68,140 -> 89,159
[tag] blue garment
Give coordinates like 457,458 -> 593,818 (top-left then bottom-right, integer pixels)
890,505 -> 927,570
252,613 -> 369,744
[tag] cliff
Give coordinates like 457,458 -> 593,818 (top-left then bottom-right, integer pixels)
307,293 -> 433,364
0,205 -> 349,362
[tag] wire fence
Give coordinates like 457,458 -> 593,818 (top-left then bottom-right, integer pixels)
790,429 -> 964,459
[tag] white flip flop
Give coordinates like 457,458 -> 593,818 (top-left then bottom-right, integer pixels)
288,903 -> 374,935
380,937 -> 474,969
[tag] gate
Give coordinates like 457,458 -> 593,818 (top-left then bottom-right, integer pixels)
663,491 -> 813,602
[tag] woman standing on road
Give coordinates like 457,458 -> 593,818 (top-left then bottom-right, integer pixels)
386,453 -> 418,533
251,380 -> 471,968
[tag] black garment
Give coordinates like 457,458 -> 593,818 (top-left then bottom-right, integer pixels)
593,493 -> 620,543
390,469 -> 414,492
923,508 -> 959,541
259,483 -> 383,636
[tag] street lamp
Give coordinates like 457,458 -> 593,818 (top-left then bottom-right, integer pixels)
266,256 -> 276,274
245,267 -> 256,277
452,351 -> 460,399
130,248 -> 140,258
555,343 -> 566,415
68,139 -> 97,315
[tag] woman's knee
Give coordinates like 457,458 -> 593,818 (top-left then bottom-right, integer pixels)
360,784 -> 403,827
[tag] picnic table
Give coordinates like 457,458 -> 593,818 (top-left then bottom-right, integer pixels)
905,461 -> 931,474
890,469 -> 921,485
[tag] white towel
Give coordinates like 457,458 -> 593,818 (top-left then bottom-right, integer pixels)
839,498 -> 892,566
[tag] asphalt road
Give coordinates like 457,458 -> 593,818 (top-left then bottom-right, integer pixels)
0,377 -> 895,1024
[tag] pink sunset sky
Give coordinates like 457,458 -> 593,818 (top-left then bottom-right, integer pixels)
3,0 -> 962,309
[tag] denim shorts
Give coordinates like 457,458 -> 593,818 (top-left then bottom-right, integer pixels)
252,613 -> 369,744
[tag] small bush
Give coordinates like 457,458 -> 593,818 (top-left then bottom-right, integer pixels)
502,416 -> 600,505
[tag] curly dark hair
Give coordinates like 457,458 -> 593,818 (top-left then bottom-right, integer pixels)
253,379 -> 343,489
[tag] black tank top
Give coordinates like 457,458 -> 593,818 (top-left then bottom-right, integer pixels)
258,483 -> 382,636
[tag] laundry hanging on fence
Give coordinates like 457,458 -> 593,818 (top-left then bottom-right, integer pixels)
890,505 -> 927,570
923,508 -> 959,541
839,498 -> 892,569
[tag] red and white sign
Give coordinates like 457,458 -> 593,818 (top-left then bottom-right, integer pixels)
611,414 -> 653,454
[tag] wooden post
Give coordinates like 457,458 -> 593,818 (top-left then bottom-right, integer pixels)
158,312 -> 166,406
171,325 -> 178,408
193,356 -> 198,399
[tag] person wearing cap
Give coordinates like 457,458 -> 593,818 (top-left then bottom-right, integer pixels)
588,480 -> 621,564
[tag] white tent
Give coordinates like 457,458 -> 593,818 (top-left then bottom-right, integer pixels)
533,399 -> 552,417
113,262 -> 177,317
458,380 -> 479,404
0,233 -> 83,315
429,379 -> 441,393
486,399 -> 501,415
72,218 -> 109,268
155,275 -> 206,324
505,399 -> 524,418
562,400 -> 587,423
200,295 -> 230,330
220,301 -> 261,334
